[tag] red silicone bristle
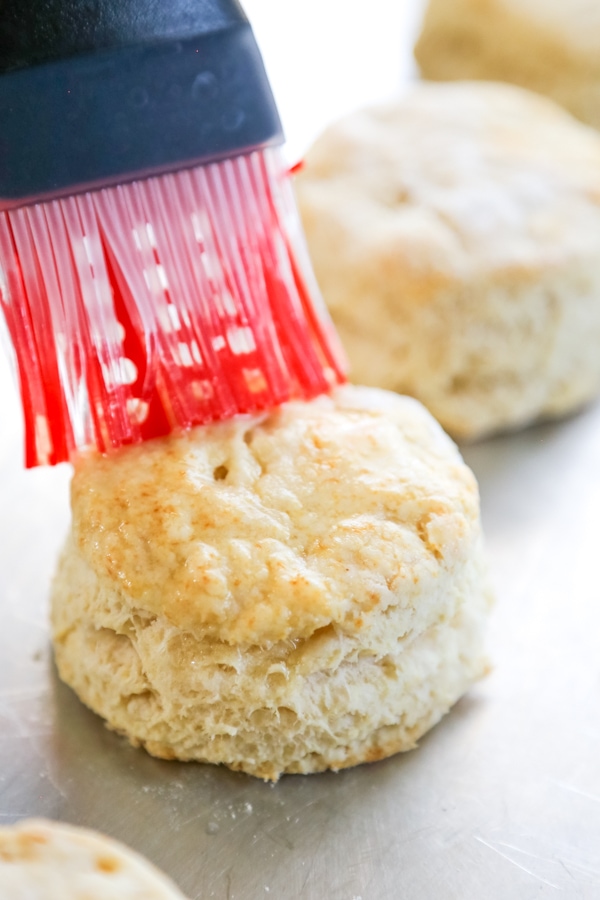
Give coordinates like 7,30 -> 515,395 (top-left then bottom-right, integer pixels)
0,148 -> 347,467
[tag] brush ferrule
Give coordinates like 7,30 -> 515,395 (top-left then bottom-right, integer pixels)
0,13 -> 283,207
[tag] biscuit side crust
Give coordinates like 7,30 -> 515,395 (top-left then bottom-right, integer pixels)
52,531 -> 491,781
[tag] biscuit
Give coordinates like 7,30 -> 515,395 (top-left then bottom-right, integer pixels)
295,82 -> 600,440
51,385 -> 492,781
0,818 -> 187,898
414,0 -> 600,130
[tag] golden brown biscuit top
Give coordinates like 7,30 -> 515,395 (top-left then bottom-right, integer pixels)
71,386 -> 480,646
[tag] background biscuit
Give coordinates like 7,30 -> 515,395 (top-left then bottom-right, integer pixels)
415,0 -> 600,131
295,81 -> 600,440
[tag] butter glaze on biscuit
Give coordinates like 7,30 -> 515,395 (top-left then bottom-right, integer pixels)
52,385 -> 492,780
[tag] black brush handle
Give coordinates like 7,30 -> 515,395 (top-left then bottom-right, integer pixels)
0,0 -> 283,207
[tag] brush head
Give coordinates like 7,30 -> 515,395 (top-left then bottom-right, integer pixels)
0,0 -> 283,206
0,1 -> 347,467
0,148 -> 347,467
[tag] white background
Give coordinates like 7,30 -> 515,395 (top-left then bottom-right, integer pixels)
243,0 -> 425,160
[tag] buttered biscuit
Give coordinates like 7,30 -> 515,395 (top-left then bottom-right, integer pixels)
295,82 -> 600,440
51,385 -> 492,781
0,819 -> 187,899
415,0 -> 600,130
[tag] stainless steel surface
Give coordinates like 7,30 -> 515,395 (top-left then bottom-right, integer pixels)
3,329 -> 600,900
2,4 -> 600,896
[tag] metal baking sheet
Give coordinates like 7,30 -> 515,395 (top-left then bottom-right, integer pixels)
2,3 -> 600,896
3,319 -> 600,900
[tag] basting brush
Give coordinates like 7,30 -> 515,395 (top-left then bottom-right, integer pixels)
0,0 -> 346,467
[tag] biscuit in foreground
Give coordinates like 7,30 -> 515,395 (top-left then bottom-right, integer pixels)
415,0 -> 600,131
51,385 -> 492,781
295,82 -> 600,441
0,818 -> 187,899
